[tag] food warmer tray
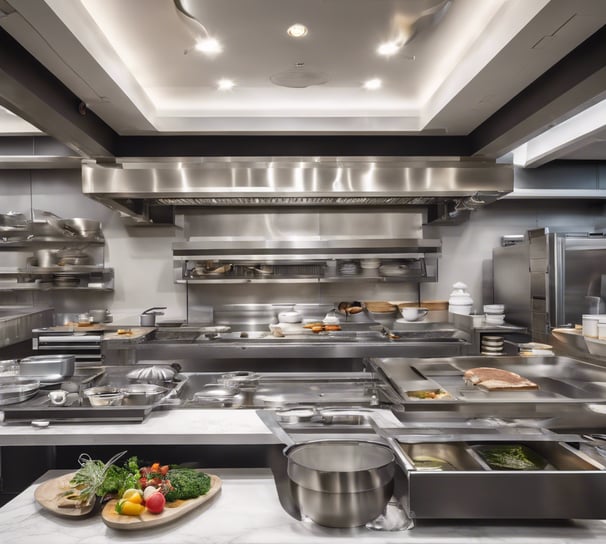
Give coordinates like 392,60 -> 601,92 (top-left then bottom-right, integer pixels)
370,355 -> 606,406
390,437 -> 606,520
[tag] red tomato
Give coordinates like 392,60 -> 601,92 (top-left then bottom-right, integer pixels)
145,491 -> 166,514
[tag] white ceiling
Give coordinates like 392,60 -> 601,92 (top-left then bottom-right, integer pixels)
0,0 -> 605,160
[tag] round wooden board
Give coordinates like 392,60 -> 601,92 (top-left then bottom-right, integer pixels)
34,471 -> 96,518
101,474 -> 221,530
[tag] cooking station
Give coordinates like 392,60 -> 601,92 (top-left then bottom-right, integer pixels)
135,321 -> 472,369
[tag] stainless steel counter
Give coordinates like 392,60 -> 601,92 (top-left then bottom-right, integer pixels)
0,306 -> 53,348
134,322 -> 471,368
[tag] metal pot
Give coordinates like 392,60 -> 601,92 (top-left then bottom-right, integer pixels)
284,440 -> 395,528
127,364 -> 179,385
140,306 -> 166,327
34,249 -> 58,268
192,384 -> 242,407
120,383 -> 168,405
83,386 -> 124,406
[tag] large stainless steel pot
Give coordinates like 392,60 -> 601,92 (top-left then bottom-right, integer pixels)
285,440 -> 395,528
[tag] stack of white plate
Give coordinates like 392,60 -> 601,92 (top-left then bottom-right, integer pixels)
481,335 -> 504,356
339,262 -> 359,275
484,304 -> 505,325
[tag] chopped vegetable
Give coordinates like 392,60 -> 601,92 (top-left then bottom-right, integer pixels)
163,468 -> 211,502
477,444 -> 547,471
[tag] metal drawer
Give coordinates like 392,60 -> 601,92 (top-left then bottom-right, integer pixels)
394,440 -> 606,520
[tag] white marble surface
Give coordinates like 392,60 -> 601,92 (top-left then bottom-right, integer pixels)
2,469 -> 606,544
0,409 -> 277,446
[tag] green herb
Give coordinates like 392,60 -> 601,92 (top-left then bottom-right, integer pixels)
164,468 -> 211,502
69,450 -> 127,504
479,445 -> 546,471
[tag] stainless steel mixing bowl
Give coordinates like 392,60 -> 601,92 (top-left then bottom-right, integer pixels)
285,440 -> 395,528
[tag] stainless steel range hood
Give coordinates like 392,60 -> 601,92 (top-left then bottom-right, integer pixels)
82,157 -> 513,224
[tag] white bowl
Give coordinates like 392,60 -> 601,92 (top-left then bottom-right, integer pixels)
484,314 -> 505,325
482,340 -> 504,347
484,304 -> 505,314
480,345 -> 503,352
278,311 -> 303,323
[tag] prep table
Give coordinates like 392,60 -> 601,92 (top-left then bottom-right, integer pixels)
2,468 -> 606,543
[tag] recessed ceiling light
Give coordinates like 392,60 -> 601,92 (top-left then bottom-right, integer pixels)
287,23 -> 308,38
363,78 -> 382,90
195,37 -> 222,55
217,79 -> 235,91
377,41 -> 401,57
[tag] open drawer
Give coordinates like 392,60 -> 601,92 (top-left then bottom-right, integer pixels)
393,440 -> 606,519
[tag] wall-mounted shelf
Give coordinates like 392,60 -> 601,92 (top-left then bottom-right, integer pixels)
0,267 -> 114,291
172,238 -> 440,285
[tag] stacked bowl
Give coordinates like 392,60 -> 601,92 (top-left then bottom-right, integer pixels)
484,304 -> 505,325
481,335 -> 504,356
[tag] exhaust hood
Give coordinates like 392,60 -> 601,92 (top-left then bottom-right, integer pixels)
82,157 -> 513,224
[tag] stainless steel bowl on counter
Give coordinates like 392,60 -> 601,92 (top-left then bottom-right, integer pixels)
83,386 -> 124,406
192,384 -> 242,408
120,384 -> 168,405
285,440 -> 395,528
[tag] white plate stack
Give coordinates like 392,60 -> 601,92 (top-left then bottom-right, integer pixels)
484,304 -> 505,325
481,335 -> 504,356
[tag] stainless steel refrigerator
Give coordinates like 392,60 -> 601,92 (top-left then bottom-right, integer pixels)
493,228 -> 606,342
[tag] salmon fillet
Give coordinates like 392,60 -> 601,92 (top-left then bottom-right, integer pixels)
463,367 -> 538,391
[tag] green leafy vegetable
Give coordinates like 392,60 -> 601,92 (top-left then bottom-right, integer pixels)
69,450 -> 128,504
96,456 -> 141,497
478,444 -> 547,471
164,468 -> 211,502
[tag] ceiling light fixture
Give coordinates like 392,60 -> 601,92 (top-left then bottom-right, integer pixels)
377,0 -> 452,57
175,0 -> 223,56
195,37 -> 223,55
217,79 -> 235,91
377,41 -> 401,57
363,78 -> 382,90
287,23 -> 308,38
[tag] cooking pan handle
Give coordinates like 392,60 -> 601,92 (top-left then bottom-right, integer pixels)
141,306 -> 167,315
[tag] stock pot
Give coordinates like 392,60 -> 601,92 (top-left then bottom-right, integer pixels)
284,439 -> 395,527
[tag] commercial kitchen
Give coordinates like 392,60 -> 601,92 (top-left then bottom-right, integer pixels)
1,1 -> 606,541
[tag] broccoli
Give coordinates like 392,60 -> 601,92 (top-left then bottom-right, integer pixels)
164,468 -> 211,502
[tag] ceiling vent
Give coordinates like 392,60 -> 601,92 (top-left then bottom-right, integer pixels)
270,64 -> 328,88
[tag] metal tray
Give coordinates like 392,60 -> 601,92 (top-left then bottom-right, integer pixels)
373,356 -> 606,405
395,439 -> 606,519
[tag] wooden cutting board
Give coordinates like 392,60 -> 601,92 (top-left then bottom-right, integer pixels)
34,471 -> 96,517
101,474 -> 222,530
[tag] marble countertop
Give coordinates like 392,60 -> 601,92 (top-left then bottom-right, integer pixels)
0,409 -> 277,446
2,468 -> 606,543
